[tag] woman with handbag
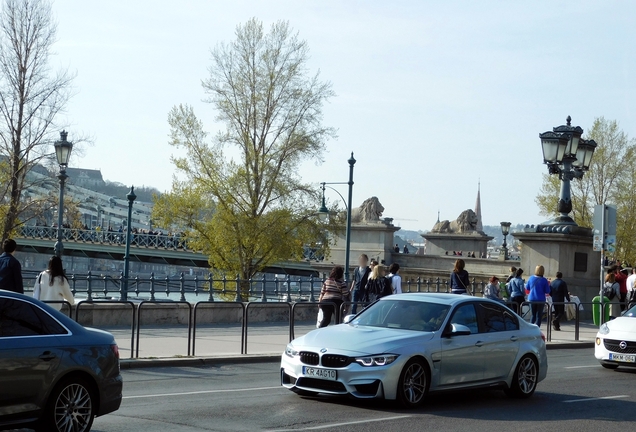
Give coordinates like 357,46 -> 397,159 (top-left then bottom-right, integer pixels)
364,264 -> 392,302
33,256 -> 75,311
450,259 -> 471,295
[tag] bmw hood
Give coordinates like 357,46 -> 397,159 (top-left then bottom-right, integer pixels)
291,324 -> 434,356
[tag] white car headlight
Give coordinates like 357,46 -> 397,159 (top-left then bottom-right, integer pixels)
285,344 -> 299,358
355,354 -> 398,367
599,323 -> 610,335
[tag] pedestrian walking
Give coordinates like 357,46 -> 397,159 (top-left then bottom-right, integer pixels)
484,276 -> 503,302
614,266 -> 628,311
603,273 -> 621,317
33,256 -> 75,311
450,259 -> 471,294
350,254 -> 371,314
318,266 -> 349,328
505,266 -> 517,284
526,265 -> 550,327
0,239 -> 23,294
387,263 -> 402,294
507,268 -> 525,314
549,272 -> 570,331
364,264 -> 392,302
627,268 -> 636,308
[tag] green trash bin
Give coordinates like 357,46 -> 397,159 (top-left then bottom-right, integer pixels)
592,295 -> 611,325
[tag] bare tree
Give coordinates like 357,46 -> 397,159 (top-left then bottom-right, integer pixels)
0,0 -> 74,242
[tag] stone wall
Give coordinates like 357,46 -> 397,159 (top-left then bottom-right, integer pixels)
74,302 -> 319,327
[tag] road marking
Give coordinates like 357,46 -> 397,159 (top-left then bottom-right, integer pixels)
563,395 -> 629,403
268,415 -> 412,431
564,365 -> 599,369
123,386 -> 282,399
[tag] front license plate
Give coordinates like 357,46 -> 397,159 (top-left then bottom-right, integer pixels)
609,353 -> 636,363
302,366 -> 337,381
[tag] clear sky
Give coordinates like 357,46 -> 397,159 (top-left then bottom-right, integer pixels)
51,1 -> 636,231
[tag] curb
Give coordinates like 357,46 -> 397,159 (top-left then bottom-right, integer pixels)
546,341 -> 594,350
120,354 -> 281,369
119,342 -> 594,369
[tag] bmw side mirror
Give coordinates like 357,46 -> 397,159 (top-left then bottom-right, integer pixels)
448,323 -> 472,337
343,314 -> 355,324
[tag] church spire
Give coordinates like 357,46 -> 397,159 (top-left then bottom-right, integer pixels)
475,181 -> 483,232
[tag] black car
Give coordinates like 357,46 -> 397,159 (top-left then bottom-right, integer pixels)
0,290 -> 122,432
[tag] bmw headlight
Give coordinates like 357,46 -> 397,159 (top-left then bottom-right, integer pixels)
285,344 -> 299,358
355,354 -> 398,367
599,323 -> 610,335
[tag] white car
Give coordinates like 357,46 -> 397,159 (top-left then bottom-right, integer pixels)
281,293 -> 548,407
595,304 -> 636,369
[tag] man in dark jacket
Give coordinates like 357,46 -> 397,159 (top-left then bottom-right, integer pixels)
350,254 -> 371,314
0,239 -> 23,293
550,272 -> 570,331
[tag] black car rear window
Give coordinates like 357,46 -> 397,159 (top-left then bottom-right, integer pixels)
0,298 -> 67,337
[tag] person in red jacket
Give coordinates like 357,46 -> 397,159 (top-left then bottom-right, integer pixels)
614,266 -> 628,312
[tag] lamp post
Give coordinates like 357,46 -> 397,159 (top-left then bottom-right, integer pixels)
318,152 -> 356,282
499,222 -> 511,261
539,116 -> 597,227
121,186 -> 136,301
53,131 -> 73,258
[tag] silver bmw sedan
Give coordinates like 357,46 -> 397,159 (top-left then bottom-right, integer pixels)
281,293 -> 547,407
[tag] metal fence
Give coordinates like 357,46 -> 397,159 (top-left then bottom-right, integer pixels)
19,225 -> 188,250
22,272 -> 491,303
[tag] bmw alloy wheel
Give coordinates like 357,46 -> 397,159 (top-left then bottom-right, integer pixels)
517,357 -> 537,395
398,360 -> 427,407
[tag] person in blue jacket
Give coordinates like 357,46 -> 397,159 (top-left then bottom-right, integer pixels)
507,268 -> 525,314
525,265 -> 551,327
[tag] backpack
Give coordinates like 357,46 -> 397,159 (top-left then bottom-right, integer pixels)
603,282 -> 617,300
383,276 -> 394,297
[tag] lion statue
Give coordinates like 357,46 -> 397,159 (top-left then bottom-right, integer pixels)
351,197 -> 385,223
432,209 -> 479,234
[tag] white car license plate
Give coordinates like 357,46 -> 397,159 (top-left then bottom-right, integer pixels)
609,353 -> 636,363
302,366 -> 337,381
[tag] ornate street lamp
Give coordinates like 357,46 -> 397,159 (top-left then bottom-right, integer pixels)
317,153 -> 356,282
539,116 -> 597,227
499,222 -> 511,261
53,131 -> 73,258
121,186 -> 136,301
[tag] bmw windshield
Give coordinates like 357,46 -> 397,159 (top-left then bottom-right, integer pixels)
351,300 -> 450,332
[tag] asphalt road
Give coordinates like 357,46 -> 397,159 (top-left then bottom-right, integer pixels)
15,348 -> 636,431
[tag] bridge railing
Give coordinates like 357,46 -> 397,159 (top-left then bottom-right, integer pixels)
18,226 -> 188,250
21,272 -> 492,303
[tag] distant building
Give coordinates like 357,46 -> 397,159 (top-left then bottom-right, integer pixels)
65,168 -> 105,189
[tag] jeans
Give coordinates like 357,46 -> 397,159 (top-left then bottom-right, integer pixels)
531,302 -> 544,326
351,289 -> 363,314
318,298 -> 344,328
511,296 -> 524,314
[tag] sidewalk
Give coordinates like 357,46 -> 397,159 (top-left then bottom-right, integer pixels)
105,316 -> 598,369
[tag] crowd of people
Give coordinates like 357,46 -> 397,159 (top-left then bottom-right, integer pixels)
317,254 -> 403,328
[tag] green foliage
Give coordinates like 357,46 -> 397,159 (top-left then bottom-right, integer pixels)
535,117 -> 636,262
153,19 -> 338,294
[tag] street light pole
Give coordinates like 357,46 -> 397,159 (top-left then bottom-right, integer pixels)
53,131 -> 73,258
499,222 -> 511,261
539,116 -> 597,227
345,153 -> 356,283
122,186 -> 136,301
317,153 -> 356,283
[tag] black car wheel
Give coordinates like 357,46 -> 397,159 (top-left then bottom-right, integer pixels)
506,355 -> 538,398
397,359 -> 428,408
42,377 -> 96,432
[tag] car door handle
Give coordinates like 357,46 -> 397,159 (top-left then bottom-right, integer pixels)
38,351 -> 56,361
475,341 -> 484,347
510,336 -> 519,342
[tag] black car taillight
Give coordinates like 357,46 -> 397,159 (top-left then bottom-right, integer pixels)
111,344 -> 120,359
